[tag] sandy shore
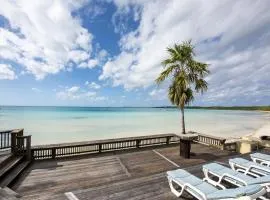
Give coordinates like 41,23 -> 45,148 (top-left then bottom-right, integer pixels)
241,122 -> 270,141
258,110 -> 270,113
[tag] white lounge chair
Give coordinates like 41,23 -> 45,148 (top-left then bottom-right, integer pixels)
167,169 -> 266,200
229,158 -> 270,177
203,163 -> 270,192
251,153 -> 270,167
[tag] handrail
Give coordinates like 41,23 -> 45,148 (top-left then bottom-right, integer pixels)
10,129 -> 24,154
15,135 -> 32,160
31,134 -> 180,160
190,131 -> 227,150
0,129 -> 32,160
31,132 -> 235,160
3,128 -> 236,160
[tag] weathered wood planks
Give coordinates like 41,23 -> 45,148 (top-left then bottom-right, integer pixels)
13,143 -> 238,200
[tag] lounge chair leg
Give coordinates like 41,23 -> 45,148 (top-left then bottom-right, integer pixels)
203,169 -> 226,189
230,162 -> 236,171
252,157 -> 270,167
262,184 -> 270,193
267,185 -> 270,193
258,196 -> 269,200
168,177 -> 184,197
261,161 -> 270,167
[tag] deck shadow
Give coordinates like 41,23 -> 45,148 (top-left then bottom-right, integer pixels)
190,152 -> 220,161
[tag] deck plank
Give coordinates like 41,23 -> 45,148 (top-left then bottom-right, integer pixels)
13,143 -> 244,200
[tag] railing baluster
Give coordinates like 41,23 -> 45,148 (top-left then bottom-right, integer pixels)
30,134 -> 180,160
28,133 -> 231,160
192,132 -> 226,150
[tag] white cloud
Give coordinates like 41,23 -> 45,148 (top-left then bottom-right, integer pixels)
56,86 -> 106,101
0,64 -> 17,80
31,87 -> 42,93
0,0 -> 105,79
78,49 -> 108,69
149,88 -> 166,100
85,81 -> 101,89
88,59 -> 99,68
57,86 -> 82,100
83,3 -> 106,21
98,49 -> 108,60
67,86 -> 80,93
100,0 -> 270,104
68,50 -> 90,64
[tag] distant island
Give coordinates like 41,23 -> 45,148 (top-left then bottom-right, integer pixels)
154,106 -> 270,111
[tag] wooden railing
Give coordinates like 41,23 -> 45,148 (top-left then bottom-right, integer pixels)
12,129 -> 32,160
15,135 -> 32,160
10,129 -> 24,154
190,131 -> 226,150
223,141 -> 237,151
32,134 -> 180,160
0,129 -> 32,160
1,128 -> 236,161
0,130 -> 13,149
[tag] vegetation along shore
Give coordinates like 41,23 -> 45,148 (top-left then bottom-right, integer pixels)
154,106 -> 270,111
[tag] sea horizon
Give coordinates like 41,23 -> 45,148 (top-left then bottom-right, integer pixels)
1,105 -> 269,108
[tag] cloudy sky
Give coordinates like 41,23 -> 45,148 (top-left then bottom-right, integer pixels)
0,0 -> 269,106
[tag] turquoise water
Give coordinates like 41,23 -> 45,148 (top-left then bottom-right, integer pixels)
0,106 -> 269,145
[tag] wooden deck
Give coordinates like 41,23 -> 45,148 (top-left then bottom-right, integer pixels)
10,143 -> 244,200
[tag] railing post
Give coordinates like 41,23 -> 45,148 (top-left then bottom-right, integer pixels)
26,135 -> 32,160
31,149 -> 34,160
52,147 -> 56,159
18,129 -> 24,136
10,129 -> 24,155
220,139 -> 226,150
98,144 -> 102,153
136,139 -> 141,148
166,136 -> 171,145
11,131 -> 17,155
16,136 -> 24,156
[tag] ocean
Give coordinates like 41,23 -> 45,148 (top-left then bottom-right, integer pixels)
0,106 -> 269,145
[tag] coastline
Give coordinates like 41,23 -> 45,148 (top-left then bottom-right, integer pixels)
258,110 -> 270,113
241,122 -> 270,141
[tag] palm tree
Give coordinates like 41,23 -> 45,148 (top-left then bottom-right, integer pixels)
156,40 -> 209,134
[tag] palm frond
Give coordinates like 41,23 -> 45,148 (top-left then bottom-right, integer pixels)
185,88 -> 194,104
161,58 -> 174,66
195,79 -> 208,94
157,40 -> 209,108
156,65 -> 177,84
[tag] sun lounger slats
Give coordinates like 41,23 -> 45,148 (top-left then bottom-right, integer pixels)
229,157 -> 270,177
251,153 -> 270,166
167,169 -> 266,199
203,162 -> 270,191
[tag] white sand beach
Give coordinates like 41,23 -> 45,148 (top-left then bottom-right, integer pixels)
242,123 -> 270,141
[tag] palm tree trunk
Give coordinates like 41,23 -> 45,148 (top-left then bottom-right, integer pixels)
181,107 -> 186,134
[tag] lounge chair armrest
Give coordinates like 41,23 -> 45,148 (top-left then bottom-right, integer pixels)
261,161 -> 270,167
246,165 -> 270,176
220,173 -> 247,186
251,157 -> 270,167
182,182 -> 207,200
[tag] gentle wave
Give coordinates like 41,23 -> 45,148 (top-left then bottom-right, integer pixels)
0,106 -> 269,145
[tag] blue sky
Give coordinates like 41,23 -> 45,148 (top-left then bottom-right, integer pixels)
0,0 -> 270,106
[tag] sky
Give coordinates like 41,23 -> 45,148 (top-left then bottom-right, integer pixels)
0,0 -> 270,107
